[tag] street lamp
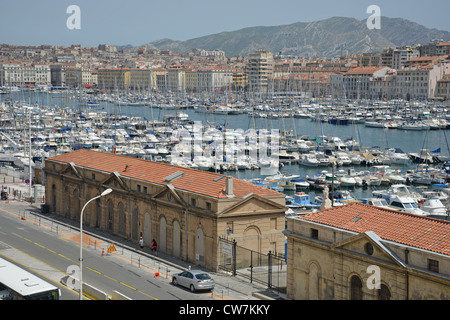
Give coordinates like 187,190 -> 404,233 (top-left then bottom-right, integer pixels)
79,188 -> 112,300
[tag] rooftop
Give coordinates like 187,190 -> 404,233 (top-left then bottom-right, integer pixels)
47,149 -> 282,199
297,202 -> 450,256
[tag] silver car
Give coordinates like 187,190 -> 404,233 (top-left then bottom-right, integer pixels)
172,270 -> 215,292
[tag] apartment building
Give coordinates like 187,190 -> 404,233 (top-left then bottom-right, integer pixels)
247,50 -> 274,93
437,77 -> 450,100
196,66 -> 233,93
129,68 -> 152,90
97,68 -> 130,90
167,66 -> 186,93
419,40 -> 450,57
392,61 -> 450,100
343,66 -> 390,99
0,61 -> 23,86
65,67 -> 97,88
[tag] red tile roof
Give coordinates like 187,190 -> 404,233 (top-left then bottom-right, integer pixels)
48,149 -> 282,199
298,202 -> 450,256
345,66 -> 386,75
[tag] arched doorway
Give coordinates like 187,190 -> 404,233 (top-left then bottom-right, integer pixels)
132,207 -> 139,241
118,202 -> 126,236
173,220 -> 181,258
243,226 -> 261,253
159,216 -> 167,252
64,186 -> 70,218
107,199 -> 114,232
308,262 -> 320,300
143,212 -> 151,246
51,184 -> 56,213
195,227 -> 205,266
95,198 -> 101,228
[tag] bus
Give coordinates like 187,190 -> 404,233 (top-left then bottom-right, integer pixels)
0,257 -> 60,300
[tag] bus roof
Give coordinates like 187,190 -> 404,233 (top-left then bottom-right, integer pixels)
0,257 -> 58,297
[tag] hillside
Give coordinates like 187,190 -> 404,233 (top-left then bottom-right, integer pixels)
139,16 -> 450,57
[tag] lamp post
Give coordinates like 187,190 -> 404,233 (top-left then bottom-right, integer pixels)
79,188 -> 112,300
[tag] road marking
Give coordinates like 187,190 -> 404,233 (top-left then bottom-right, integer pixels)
103,274 -> 117,282
138,290 -> 158,300
86,267 -> 101,275
34,242 -> 46,249
120,282 -> 136,290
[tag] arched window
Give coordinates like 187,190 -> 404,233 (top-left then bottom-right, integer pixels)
350,275 -> 363,300
378,284 -> 391,300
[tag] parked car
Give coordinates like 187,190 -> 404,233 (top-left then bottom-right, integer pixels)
172,270 -> 215,292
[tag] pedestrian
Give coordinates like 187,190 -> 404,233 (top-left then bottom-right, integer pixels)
151,239 -> 157,256
139,237 -> 144,251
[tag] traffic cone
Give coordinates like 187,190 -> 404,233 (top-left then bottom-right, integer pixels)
101,248 -> 105,256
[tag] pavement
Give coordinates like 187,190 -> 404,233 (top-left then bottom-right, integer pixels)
0,173 -> 286,301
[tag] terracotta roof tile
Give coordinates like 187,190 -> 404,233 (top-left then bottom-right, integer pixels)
298,202 -> 450,256
48,149 -> 282,199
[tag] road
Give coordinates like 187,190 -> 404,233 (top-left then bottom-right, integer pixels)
0,202 -> 216,300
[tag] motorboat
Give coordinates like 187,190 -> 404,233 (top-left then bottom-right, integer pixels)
419,198 -> 449,219
299,153 -> 319,167
339,175 -> 357,187
388,194 -> 427,216
288,192 -> 321,209
386,148 -> 410,165
291,178 -> 310,190
362,198 -> 399,210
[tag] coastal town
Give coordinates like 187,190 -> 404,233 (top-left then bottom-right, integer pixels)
0,40 -> 450,100
1,10 -> 450,302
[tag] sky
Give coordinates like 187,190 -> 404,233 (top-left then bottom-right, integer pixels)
1,0 -> 449,47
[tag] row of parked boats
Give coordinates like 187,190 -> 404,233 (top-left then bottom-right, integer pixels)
283,182 -> 450,220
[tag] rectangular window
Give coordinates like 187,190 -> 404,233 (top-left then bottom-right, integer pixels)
137,185 -> 141,193
206,202 -> 212,211
428,259 -> 439,273
191,198 -> 196,207
311,228 -> 319,240
143,186 -> 147,194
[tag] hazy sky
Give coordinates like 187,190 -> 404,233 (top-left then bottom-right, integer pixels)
1,0 -> 449,47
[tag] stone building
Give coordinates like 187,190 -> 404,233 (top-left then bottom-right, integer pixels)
43,149 -> 286,271
284,203 -> 450,300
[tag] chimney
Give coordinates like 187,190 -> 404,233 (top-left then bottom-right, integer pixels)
225,176 -> 234,198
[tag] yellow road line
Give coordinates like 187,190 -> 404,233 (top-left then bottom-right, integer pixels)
86,267 -> 101,275
120,282 -> 136,291
34,242 -> 46,248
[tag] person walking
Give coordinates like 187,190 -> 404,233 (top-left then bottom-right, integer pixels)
151,239 -> 157,256
139,237 -> 144,251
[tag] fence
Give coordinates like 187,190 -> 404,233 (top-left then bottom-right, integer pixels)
218,236 -> 287,293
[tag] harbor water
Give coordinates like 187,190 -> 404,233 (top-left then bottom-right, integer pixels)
2,90 -> 450,203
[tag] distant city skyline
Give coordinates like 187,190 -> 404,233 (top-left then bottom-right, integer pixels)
1,0 -> 449,47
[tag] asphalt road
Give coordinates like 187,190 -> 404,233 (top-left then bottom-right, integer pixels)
0,201 -> 215,300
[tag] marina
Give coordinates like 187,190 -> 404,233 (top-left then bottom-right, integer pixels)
1,88 -> 449,219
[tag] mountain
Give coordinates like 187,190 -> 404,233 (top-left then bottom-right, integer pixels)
139,16 -> 450,57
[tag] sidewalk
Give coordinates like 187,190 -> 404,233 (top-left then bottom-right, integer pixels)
0,176 -> 286,300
